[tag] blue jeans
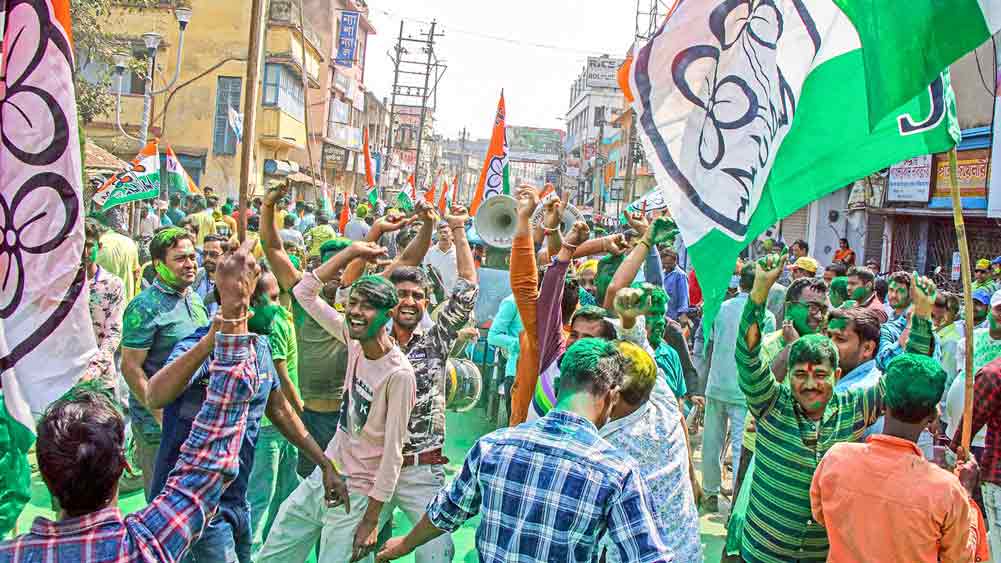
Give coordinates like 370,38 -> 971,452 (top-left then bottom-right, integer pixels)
298,408 -> 339,478
702,397 -> 747,496
248,425 -> 300,557
184,504 -> 251,563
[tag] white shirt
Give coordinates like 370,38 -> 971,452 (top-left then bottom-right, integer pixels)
138,213 -> 160,237
944,372 -> 987,448
424,244 -> 458,294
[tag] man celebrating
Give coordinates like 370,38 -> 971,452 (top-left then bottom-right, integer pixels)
424,221 -> 459,294
736,251 -> 936,562
814,354 -> 985,563
845,265 -> 887,322
974,258 -> 998,294
377,339 -> 672,563
121,227 -> 209,497
0,239 -> 262,560
260,243 -> 417,563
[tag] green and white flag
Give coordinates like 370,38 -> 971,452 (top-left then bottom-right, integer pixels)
834,0 -> 1001,125
627,0 -> 960,332
92,141 -> 161,211
165,144 -> 202,197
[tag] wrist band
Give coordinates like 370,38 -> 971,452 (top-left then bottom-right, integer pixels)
542,225 -> 559,234
636,239 -> 652,250
219,312 -> 251,323
562,241 -> 578,250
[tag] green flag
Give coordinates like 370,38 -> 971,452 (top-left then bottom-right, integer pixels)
92,141 -> 161,211
834,0 -> 1001,125
396,190 -> 414,213
368,187 -> 379,208
629,1 -> 960,351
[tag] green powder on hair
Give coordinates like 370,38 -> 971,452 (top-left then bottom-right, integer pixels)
788,333 -> 839,371
319,237 -> 353,263
883,353 -> 946,417
595,253 -> 625,305
827,317 -> 848,331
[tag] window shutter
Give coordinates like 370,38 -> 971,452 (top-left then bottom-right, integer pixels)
213,76 -> 242,155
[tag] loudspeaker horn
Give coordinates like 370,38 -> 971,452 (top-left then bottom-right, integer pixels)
530,200 -> 585,236
474,194 -> 518,249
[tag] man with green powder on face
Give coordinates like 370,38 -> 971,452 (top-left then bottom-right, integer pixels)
845,265 -> 887,323
876,271 -> 940,372
733,251 -> 938,563
261,244 -> 417,563
121,226 -> 209,498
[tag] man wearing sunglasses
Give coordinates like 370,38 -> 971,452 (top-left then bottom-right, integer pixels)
974,258 -> 998,295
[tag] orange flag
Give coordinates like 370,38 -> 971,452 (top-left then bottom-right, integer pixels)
338,188 -> 350,233
469,91 -> 509,215
438,178 -> 450,213
425,176 -> 437,204
363,127 -> 376,188
452,174 -> 459,203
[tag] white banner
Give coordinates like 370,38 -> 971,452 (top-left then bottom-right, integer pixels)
887,155 -> 933,202
988,56 -> 1001,218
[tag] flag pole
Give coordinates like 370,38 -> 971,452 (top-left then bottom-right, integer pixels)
951,148 -> 976,453
237,0 -> 267,242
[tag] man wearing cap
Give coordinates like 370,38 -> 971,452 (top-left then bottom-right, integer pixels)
974,258 -> 998,294
812,353 -> 986,563
972,288 -> 993,328
345,204 -> 372,241
791,256 -> 818,280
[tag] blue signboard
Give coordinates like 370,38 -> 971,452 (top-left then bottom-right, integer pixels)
336,11 -> 360,67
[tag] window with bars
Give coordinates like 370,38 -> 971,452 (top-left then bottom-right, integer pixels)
262,63 -> 305,121
213,76 -> 242,155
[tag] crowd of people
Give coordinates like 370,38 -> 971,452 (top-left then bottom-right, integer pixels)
2,181 -> 1001,563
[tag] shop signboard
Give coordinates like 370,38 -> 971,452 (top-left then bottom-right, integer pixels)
335,11 -> 360,67
330,124 -> 363,151
333,71 -> 350,94
506,127 -> 563,162
585,56 -> 624,89
952,251 -> 962,281
886,155 -> 932,202
328,97 -> 350,124
929,148 -> 989,209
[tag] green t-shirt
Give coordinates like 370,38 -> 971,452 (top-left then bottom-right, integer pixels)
263,308 -> 299,427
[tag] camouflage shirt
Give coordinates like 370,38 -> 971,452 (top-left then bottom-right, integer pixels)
395,278 -> 478,455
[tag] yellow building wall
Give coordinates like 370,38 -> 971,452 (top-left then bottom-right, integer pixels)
85,0 -> 323,201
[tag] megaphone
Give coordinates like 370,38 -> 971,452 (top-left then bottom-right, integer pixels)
474,194 -> 518,249
530,200 -> 585,237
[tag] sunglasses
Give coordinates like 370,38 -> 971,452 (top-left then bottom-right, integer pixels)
976,269 -> 989,274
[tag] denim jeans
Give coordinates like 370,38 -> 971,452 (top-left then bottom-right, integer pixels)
983,482 -> 1001,561
702,397 -> 747,496
134,430 -> 161,501
383,464 -> 454,562
258,470 -> 392,563
298,408 -> 339,478
183,504 -> 252,563
248,425 -> 300,557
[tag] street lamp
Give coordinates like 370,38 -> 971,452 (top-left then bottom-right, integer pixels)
113,6 -> 193,147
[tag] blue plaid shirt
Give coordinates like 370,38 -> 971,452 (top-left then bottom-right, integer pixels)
426,410 -> 673,562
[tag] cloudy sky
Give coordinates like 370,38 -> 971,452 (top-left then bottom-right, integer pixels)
363,0 -> 636,140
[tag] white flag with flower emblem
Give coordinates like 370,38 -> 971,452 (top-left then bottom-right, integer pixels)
0,0 -> 96,535
627,0 -> 959,336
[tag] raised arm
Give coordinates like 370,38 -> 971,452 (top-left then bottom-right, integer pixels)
509,185 -> 542,425
293,242 -> 387,341
537,222 -> 589,369
446,205 -> 477,284
147,326 -> 216,409
135,239 -> 261,560
342,210 -> 417,286
542,194 -> 565,260
261,186 -> 302,291
737,252 -> 786,418
397,201 -> 437,268
82,279 -> 125,382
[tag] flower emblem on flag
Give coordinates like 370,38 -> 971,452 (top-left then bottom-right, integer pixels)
0,173 -> 77,317
636,0 -> 811,239
1,0 -> 71,166
483,155 -> 505,199
0,0 -> 84,372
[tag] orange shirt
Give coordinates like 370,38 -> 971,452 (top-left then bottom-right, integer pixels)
811,434 -> 986,563
508,232 -> 539,426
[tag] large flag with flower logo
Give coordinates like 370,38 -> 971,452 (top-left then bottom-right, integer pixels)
0,0 -> 97,535
469,91 -> 509,215
165,144 -> 201,197
627,0 -> 960,339
92,140 -> 161,211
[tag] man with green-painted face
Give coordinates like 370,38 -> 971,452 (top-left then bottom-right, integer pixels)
121,226 -> 208,498
758,276 -> 829,381
732,251 -> 936,563
260,242 -> 418,563
875,271 -> 940,372
845,266 -> 888,323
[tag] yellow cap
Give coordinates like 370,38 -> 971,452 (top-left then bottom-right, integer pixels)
793,256 -> 819,274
